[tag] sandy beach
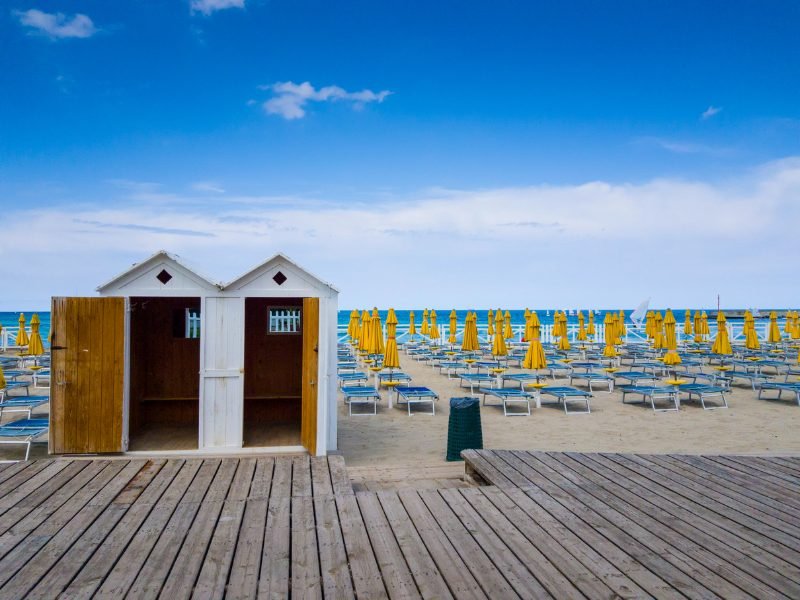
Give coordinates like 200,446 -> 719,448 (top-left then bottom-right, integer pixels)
338,348 -> 800,470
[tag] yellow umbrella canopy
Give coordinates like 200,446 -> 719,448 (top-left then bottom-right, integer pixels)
16,313 -> 29,347
503,310 -> 513,339
618,310 -> 627,338
711,311 -> 733,355
408,311 -> 416,336
0,365 -> 5,389
602,312 -> 617,357
652,312 -> 665,349
557,312 -> 571,351
701,312 -> 711,336
27,313 -> 45,356
645,311 -> 654,339
792,311 -> 800,340
359,310 -> 372,353
683,310 -> 693,336
461,311 -> 480,352
576,311 -> 587,341
491,310 -> 508,356
369,308 -> 385,354
429,310 -> 440,342
448,309 -> 458,345
347,309 -> 360,341
612,312 -> 623,345
383,309 -> 401,370
522,319 -> 548,370
768,311 -> 782,343
587,311 -> 596,336
744,310 -> 760,350
662,309 -> 682,365
487,309 -> 495,336
421,309 -> 430,336
524,312 -> 533,342
784,311 -> 793,333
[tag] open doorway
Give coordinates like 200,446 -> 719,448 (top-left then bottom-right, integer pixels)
243,297 -> 303,447
128,296 -> 200,451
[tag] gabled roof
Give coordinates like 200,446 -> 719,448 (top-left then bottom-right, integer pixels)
96,250 -> 222,293
223,252 -> 339,293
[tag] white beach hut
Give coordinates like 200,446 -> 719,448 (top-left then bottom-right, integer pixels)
49,250 -> 338,456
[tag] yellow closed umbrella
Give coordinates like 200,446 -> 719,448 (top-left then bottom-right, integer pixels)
27,314 -> 45,357
792,311 -> 800,340
503,310 -> 513,340
492,310 -> 508,357
612,312 -> 623,345
522,309 -> 531,340
0,365 -> 6,390
369,308 -> 385,355
383,309 -> 400,371
744,310 -> 760,350
684,310 -> 693,336
645,311 -> 655,339
693,311 -> 703,343
618,310 -> 627,340
711,311 -> 733,355
487,309 -> 495,336
784,311 -> 793,334
587,311 -> 596,336
429,310 -> 440,344
16,313 -> 29,347
347,309 -> 360,342
576,311 -> 587,341
462,311 -> 480,352
408,311 -> 416,337
557,312 -> 571,351
652,312 -> 665,349
421,309 -> 429,336
359,311 -> 372,353
602,312 -> 617,357
448,309 -> 458,345
662,309 -> 681,365
768,311 -> 782,343
522,317 -> 547,370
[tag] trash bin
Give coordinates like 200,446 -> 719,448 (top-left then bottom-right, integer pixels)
446,397 -> 483,461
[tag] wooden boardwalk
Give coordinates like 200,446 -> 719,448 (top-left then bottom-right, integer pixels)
0,452 -> 797,598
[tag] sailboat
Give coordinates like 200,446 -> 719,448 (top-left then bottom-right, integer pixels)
629,298 -> 650,328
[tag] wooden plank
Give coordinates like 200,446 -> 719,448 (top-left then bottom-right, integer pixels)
461,450 -> 518,488
732,456 -> 800,484
555,452 -> 795,599
270,457 -> 293,498
105,459 -> 219,598
0,459 -> 122,570
301,296 -> 319,455
155,458 -> 239,599
0,460 -> 56,501
0,460 -> 147,598
376,491 -> 455,600
336,493 -> 389,599
314,495 -> 355,598
227,459 -> 274,600
456,487 -> 590,599
477,485 -> 648,599
192,458 -> 257,599
290,495 -> 322,599
0,460 -> 76,513
0,460 -> 111,562
416,489 -> 521,599
49,297 -> 66,453
496,450 -> 725,600
292,454 -> 312,497
357,492 -> 420,599
327,455 -> 353,496
24,460 -> 169,599
396,490 -> 485,600
257,495 -> 291,598
671,455 -> 800,512
310,455 -> 333,497
707,456 -> 800,494
59,459 -> 196,599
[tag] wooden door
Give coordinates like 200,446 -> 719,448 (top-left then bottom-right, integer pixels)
200,297 -> 245,448
301,297 -> 319,455
50,297 -> 125,454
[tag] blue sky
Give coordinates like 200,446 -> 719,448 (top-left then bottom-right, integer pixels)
2,1 -> 799,310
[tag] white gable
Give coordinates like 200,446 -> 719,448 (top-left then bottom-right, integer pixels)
97,251 -> 220,296
223,253 -> 338,297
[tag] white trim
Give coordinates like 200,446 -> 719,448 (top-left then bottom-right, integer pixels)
124,445 -> 307,457
223,252 -> 339,293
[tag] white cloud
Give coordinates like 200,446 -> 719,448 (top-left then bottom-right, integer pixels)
638,136 -> 735,157
14,9 -> 97,39
192,182 -> 226,194
191,0 -> 245,15
261,81 -> 392,120
702,105 -> 722,120
2,158 -> 799,310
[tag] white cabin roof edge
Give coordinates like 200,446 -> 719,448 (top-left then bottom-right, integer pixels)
95,250 -> 223,293
222,252 -> 340,294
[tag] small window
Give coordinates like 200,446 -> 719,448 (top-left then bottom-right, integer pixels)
269,307 -> 301,334
185,309 -> 201,338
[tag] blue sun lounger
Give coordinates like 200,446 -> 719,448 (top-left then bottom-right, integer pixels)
758,382 -> 800,406
614,371 -> 660,385
338,372 -> 368,387
0,395 -> 49,419
437,361 -> 468,378
679,384 -> 728,410
501,373 -> 546,389
726,370 -> 772,390
568,372 -> 614,392
341,386 -> 381,416
538,386 -> 593,414
377,372 -> 412,385
618,385 -> 678,412
479,388 -> 533,416
459,373 -> 496,394
0,381 -> 31,398
0,418 -> 49,461
395,386 -> 439,415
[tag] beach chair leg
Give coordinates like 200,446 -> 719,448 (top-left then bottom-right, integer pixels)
25,440 -> 31,461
